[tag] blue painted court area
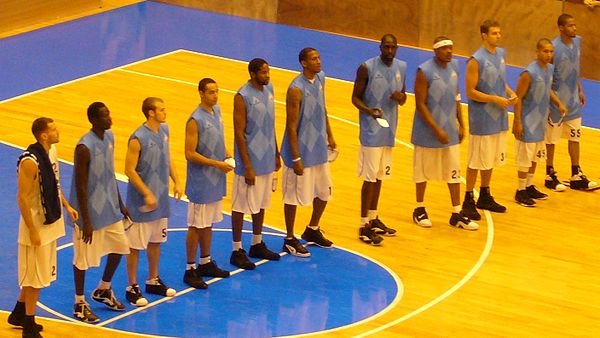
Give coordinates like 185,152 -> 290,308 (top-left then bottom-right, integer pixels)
0,1 -> 598,127
0,142 -> 400,337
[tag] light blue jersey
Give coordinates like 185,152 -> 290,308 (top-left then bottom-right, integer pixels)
126,123 -> 171,222
550,35 -> 582,122
186,105 -> 227,204
519,61 -> 554,142
234,81 -> 276,176
468,47 -> 509,135
281,71 -> 328,168
359,56 -> 407,147
411,58 -> 460,148
69,130 -> 121,230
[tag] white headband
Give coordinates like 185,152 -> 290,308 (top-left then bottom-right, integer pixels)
433,39 -> 453,49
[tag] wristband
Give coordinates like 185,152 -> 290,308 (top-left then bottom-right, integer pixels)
292,157 -> 301,162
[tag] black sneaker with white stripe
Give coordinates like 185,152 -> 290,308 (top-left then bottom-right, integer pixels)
283,237 -> 310,257
91,287 -> 125,311
301,227 -> 333,248
515,189 -> 535,207
146,277 -> 176,297
369,218 -> 396,236
359,226 -> 383,245
126,284 -> 148,307
526,185 -> 548,200
73,302 -> 100,323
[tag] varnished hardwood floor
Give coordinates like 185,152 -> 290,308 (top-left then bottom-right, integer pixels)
1,49 -> 599,337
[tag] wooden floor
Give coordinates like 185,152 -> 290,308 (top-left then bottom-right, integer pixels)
1,49 -> 600,337
1,4 -> 600,338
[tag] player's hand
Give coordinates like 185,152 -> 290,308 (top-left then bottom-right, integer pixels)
82,222 -> 94,244
512,121 -> 523,140
494,96 -> 512,109
143,193 -> 158,212
458,124 -> 465,142
120,205 -> 131,220
579,91 -> 586,106
435,128 -> 449,144
390,91 -> 407,105
558,103 -> 568,117
65,204 -> 79,222
275,154 -> 282,172
293,160 -> 304,176
216,161 -> 234,173
173,182 -> 183,201
29,229 -> 41,246
370,108 -> 383,118
245,167 -> 256,186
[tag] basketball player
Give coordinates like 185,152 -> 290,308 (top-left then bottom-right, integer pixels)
280,47 -> 336,257
351,33 -> 406,245
513,39 -> 567,206
9,118 -> 77,338
462,20 -> 518,221
183,78 -> 232,289
70,102 -> 131,323
123,97 -> 182,306
411,37 -> 478,230
545,14 -> 597,191
229,58 -> 281,270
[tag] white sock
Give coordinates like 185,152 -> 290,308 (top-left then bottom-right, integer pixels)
526,173 -> 534,187
307,225 -> 319,231
200,256 -> 211,265
98,280 -> 111,290
251,234 -> 262,246
452,205 -> 461,214
146,278 -> 159,285
416,202 -> 425,208
186,263 -> 196,270
75,295 -> 85,304
367,210 -> 377,221
518,178 -> 527,190
232,241 -> 242,251
360,217 -> 369,227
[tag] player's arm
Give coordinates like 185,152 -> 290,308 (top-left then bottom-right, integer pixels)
17,159 -> 41,246
512,71 -> 531,140
286,86 -> 304,175
233,93 -> 255,185
550,90 -> 568,117
578,80 -> 586,105
168,149 -> 182,201
74,144 -> 93,244
125,137 -> 157,211
465,58 -> 512,109
455,91 -> 465,142
390,81 -> 407,106
351,64 -> 381,118
184,119 -> 232,172
414,68 -> 448,144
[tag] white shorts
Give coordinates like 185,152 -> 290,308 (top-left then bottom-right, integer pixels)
282,163 -> 332,206
413,145 -> 461,183
357,146 -> 393,182
18,241 -> 57,288
187,200 -> 223,229
73,221 -> 130,271
467,131 -> 507,170
232,173 -> 273,215
514,140 -> 546,168
545,117 -> 581,144
126,218 -> 168,250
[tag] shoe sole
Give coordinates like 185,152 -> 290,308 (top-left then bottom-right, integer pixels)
530,196 -> 548,200
283,244 -> 311,257
91,298 -> 125,311
359,236 -> 383,246
249,254 -> 281,261
373,229 -> 396,236
304,241 -> 333,248
450,222 -> 479,231
413,218 -> 432,228
73,312 -> 100,323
